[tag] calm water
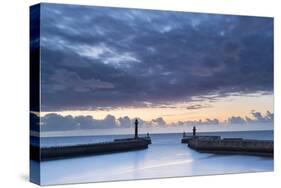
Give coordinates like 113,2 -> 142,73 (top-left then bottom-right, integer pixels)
33,131 -> 273,185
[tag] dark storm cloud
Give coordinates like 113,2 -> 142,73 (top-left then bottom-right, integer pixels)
39,3 -> 273,111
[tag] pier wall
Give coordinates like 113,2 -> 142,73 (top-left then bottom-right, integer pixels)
188,138 -> 273,156
181,136 -> 220,143
31,139 -> 149,161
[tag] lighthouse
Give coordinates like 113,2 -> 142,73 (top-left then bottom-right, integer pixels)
134,119 -> 139,139
193,126 -> 196,136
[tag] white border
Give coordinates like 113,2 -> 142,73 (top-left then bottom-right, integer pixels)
0,0 -> 280,188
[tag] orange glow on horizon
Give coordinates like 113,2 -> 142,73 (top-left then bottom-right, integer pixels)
40,94 -> 273,124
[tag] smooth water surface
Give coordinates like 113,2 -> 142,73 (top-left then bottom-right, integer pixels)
36,131 -> 273,185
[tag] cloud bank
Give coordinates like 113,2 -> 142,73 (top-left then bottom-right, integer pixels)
31,110 -> 273,132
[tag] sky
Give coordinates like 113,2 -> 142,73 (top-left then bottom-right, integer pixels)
35,3 -> 274,132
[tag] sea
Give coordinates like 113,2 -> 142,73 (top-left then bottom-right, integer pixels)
31,130 -> 273,185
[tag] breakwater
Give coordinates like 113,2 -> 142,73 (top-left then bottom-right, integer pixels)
114,137 -> 152,144
30,137 -> 151,161
186,137 -> 273,157
181,135 -> 221,143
